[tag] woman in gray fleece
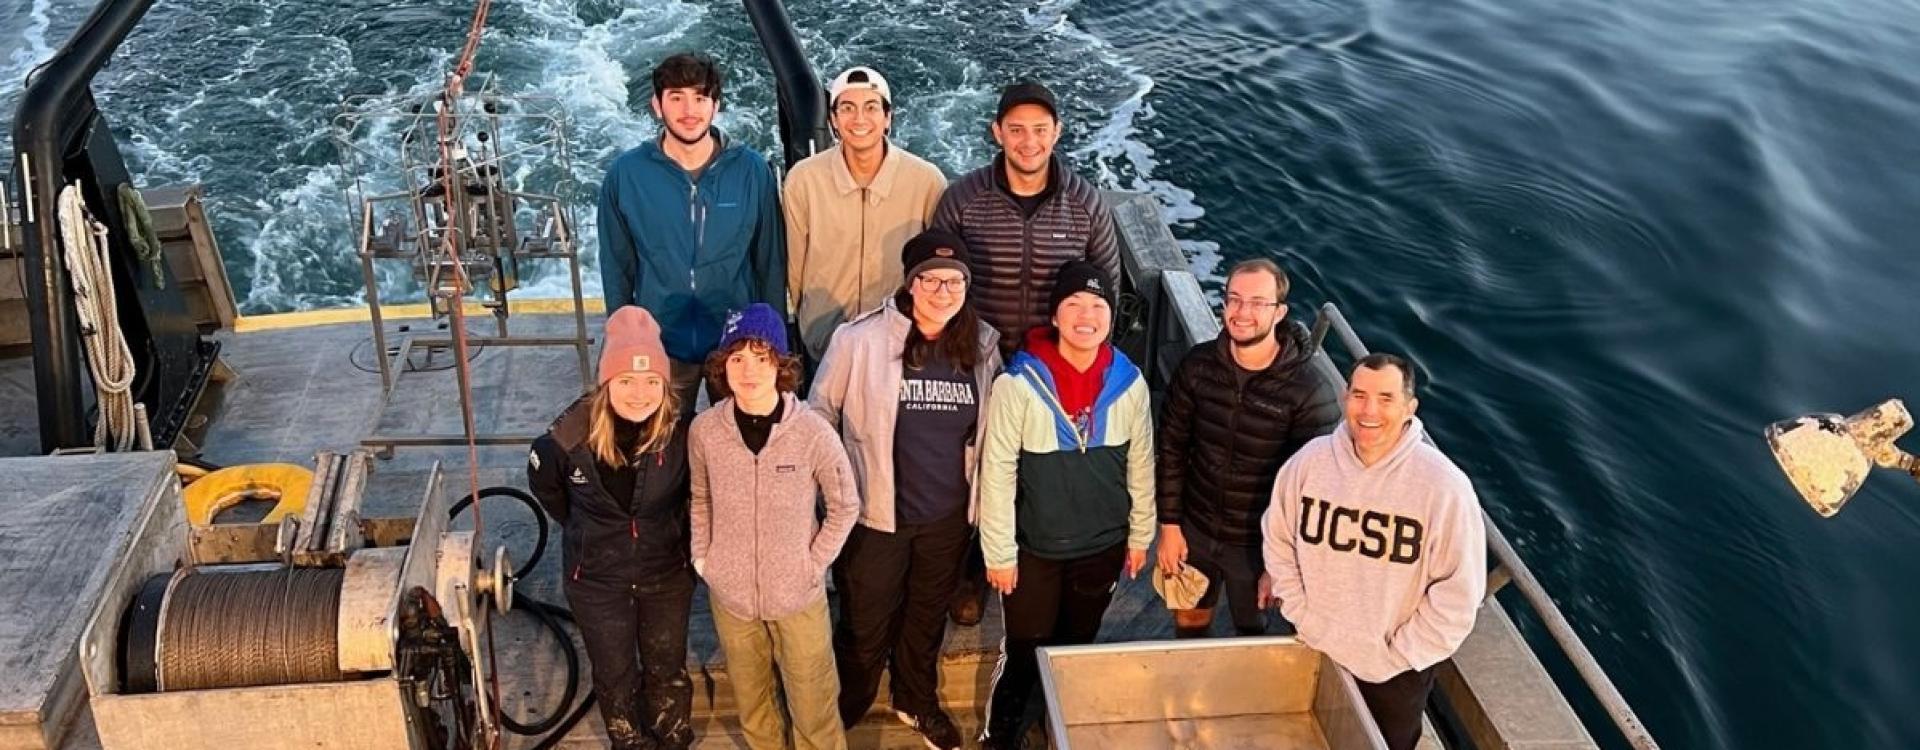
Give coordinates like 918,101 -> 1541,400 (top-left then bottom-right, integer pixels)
689,303 -> 860,750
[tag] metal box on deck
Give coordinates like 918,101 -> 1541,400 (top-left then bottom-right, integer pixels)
1037,636 -> 1389,750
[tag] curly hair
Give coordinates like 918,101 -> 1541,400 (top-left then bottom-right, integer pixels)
702,338 -> 804,402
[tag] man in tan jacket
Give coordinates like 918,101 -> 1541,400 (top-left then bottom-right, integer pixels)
783,66 -> 949,362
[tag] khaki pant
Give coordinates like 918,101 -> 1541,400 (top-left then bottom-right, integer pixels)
710,596 -> 847,750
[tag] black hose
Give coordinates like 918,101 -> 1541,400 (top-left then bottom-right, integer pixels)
447,486 -> 593,743
516,595 -> 598,748
177,454 -> 224,472
449,486 -> 547,579
498,591 -> 584,736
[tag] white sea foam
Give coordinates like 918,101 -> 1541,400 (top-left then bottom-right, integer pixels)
1029,0 -> 1223,282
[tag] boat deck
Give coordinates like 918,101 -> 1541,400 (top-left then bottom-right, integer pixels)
7,311 -> 1302,749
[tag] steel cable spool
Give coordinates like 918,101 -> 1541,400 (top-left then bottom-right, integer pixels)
138,567 -> 347,691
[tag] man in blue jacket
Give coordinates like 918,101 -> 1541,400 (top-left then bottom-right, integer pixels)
598,52 -> 787,411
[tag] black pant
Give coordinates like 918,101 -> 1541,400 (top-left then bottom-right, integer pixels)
831,509 -> 972,726
981,544 -> 1126,744
1178,522 -> 1287,637
1356,665 -> 1437,750
564,569 -> 696,750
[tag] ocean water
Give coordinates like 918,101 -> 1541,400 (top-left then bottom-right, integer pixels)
6,0 -> 1920,747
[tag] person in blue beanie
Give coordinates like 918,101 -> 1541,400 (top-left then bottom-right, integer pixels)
689,303 -> 859,750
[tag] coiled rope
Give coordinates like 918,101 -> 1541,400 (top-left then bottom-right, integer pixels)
156,567 -> 345,691
57,183 -> 137,450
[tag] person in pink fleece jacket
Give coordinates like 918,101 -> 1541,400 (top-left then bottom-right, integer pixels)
689,303 -> 859,750
1262,352 -> 1486,750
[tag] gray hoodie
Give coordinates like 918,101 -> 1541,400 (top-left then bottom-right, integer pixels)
690,393 -> 860,621
1261,417 -> 1486,683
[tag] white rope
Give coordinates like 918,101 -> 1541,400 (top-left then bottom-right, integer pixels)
58,183 -> 137,451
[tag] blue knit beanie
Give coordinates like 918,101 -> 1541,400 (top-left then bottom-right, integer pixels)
717,303 -> 789,357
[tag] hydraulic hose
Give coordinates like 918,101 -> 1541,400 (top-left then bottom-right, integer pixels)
449,486 -> 593,743
449,486 -> 547,578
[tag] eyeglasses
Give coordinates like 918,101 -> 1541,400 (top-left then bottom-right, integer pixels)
914,275 -> 968,293
833,102 -> 887,118
1224,296 -> 1281,312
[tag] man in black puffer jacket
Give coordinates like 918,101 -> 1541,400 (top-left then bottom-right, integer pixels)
1156,259 -> 1342,637
933,80 -> 1120,358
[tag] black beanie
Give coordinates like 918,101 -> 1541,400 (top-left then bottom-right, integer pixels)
1047,259 -> 1112,314
901,228 -> 973,282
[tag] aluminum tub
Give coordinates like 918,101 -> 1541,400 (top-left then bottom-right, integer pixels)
1037,636 -> 1388,750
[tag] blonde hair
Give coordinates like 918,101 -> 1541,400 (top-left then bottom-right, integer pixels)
586,381 -> 680,468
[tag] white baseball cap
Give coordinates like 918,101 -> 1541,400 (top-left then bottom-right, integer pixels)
829,66 -> 892,106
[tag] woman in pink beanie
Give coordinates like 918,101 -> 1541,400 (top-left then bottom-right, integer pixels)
527,304 -> 696,750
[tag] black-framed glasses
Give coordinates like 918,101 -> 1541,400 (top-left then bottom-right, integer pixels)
914,275 -> 968,293
1224,295 -> 1281,312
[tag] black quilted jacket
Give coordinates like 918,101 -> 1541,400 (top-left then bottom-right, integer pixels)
1155,321 -> 1343,546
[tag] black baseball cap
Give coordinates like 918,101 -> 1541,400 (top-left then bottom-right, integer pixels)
995,81 -> 1058,121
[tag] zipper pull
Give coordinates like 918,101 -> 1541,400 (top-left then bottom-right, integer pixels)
571,563 -> 582,581
631,518 -> 639,540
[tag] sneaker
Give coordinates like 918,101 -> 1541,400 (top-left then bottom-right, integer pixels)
896,709 -> 964,750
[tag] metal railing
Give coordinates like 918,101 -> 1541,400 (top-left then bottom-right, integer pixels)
1309,302 -> 1660,750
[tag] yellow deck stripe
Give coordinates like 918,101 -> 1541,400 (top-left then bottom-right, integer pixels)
233,298 -> 606,333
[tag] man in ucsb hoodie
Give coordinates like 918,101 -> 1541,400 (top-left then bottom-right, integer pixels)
976,260 -> 1155,750
1261,353 -> 1486,750
598,52 -> 787,411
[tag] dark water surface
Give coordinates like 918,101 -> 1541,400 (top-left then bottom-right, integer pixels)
6,0 -> 1919,746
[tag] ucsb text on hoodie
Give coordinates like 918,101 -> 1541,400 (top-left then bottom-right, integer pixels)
1261,417 -> 1485,683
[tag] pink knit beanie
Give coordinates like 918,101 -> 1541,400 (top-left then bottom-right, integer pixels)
598,306 -> 670,386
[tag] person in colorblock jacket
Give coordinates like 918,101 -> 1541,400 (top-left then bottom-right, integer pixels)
974,260 -> 1155,749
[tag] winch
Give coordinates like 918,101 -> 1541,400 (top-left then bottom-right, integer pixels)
78,450 -> 514,750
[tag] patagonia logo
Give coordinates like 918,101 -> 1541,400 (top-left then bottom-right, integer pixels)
527,449 -> 540,471
935,247 -> 954,257
570,468 -> 589,485
1052,233 -> 1068,239
775,465 -> 798,474
716,201 -> 739,209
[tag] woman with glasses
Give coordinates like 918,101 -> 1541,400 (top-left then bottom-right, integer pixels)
807,229 -> 1001,750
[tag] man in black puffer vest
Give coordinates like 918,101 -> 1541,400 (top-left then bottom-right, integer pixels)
1156,259 -> 1341,637
932,80 -> 1120,359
